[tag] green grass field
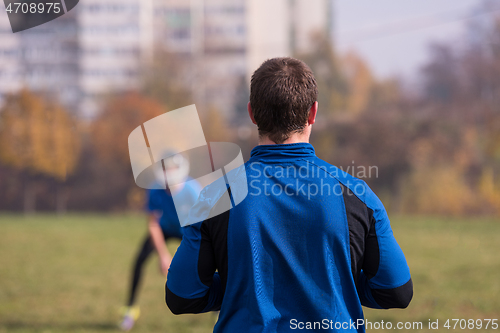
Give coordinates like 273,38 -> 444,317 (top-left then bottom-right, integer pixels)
0,214 -> 499,332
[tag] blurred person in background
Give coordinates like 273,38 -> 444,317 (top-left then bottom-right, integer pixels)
120,152 -> 200,331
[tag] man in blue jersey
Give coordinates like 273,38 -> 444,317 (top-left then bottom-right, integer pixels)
120,153 -> 200,331
166,57 -> 412,332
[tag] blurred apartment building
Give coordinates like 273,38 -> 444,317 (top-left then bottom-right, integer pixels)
0,7 -> 80,109
0,0 -> 334,118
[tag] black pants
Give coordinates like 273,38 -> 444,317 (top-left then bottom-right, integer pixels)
126,233 -> 179,306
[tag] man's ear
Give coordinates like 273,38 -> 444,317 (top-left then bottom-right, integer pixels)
308,101 -> 318,125
247,102 -> 257,125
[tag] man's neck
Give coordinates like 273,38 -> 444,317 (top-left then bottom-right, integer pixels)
258,132 -> 310,145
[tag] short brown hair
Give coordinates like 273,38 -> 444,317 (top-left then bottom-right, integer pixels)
250,57 -> 318,144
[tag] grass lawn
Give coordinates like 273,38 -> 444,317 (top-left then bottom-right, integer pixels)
0,214 -> 499,332
363,216 -> 500,332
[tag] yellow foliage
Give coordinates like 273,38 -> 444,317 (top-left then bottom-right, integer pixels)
342,51 -> 374,115
401,165 -> 475,215
201,107 -> 232,142
90,92 -> 166,164
479,167 -> 500,215
0,89 -> 80,180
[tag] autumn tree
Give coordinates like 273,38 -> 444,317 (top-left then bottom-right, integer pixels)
296,33 -> 350,115
85,92 -> 166,210
422,43 -> 461,104
341,51 -> 375,115
403,8 -> 500,215
0,89 -> 80,213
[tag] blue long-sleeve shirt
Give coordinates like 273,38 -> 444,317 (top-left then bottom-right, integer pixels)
145,179 -> 201,238
166,143 -> 412,332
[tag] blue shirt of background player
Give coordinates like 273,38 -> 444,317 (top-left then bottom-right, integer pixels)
146,179 -> 201,239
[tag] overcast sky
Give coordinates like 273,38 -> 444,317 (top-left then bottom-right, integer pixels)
335,0 -> 494,80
